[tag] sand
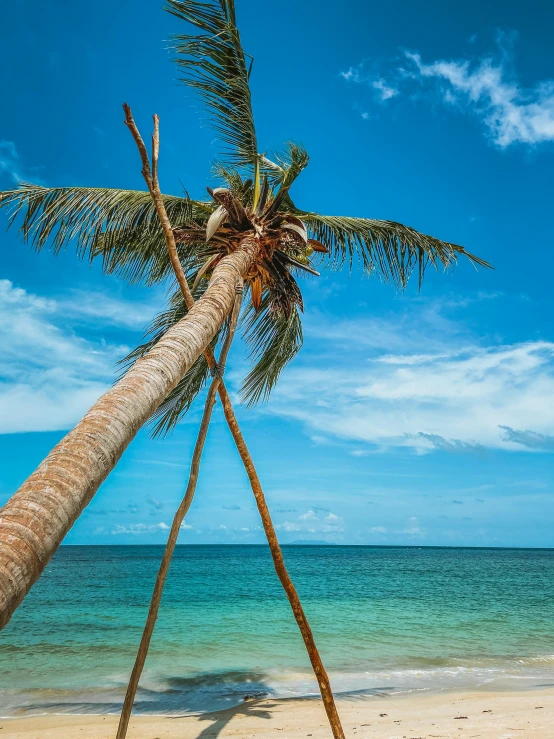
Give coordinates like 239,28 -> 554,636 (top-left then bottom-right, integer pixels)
1,688 -> 553,738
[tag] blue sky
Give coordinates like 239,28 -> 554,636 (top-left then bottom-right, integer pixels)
1,0 -> 554,546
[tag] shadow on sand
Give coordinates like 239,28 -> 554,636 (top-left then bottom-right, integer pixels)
166,698 -> 277,739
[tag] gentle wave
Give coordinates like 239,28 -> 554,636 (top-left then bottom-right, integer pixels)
3,658 -> 554,717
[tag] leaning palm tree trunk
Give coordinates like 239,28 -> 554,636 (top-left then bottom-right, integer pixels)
116,287 -> 243,739
121,106 -> 345,739
0,236 -> 257,631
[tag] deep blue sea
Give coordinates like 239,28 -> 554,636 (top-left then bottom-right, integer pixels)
2,545 -> 554,717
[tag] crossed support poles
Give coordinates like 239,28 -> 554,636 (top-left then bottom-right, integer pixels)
115,105 -> 345,739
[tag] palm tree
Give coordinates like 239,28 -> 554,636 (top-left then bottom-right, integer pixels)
0,0 -> 490,709
115,105 -> 345,738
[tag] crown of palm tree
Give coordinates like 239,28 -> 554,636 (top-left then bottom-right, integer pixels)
0,0 -> 491,435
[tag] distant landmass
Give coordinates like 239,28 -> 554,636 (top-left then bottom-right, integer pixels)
287,540 -> 337,546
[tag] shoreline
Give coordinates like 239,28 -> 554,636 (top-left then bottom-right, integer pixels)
2,687 -> 553,738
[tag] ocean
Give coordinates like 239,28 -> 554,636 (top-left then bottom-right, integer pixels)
1,545 -> 554,717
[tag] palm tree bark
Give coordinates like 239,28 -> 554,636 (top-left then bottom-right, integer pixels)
115,288 -> 243,739
0,237 -> 257,631
122,106 -> 345,739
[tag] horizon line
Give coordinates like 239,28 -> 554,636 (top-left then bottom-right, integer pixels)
59,543 -> 554,550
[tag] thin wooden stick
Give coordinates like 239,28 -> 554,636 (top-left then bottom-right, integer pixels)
115,291 -> 242,739
123,104 -> 190,300
151,114 -> 159,187
118,105 -> 345,739
220,400 -> 345,737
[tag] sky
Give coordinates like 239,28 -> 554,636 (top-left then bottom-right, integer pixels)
1,0 -> 554,547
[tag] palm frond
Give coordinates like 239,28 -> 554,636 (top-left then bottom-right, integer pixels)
0,184 -> 211,285
299,212 -> 492,286
262,143 -> 310,189
211,162 -> 253,204
167,0 -> 257,167
240,293 -> 303,407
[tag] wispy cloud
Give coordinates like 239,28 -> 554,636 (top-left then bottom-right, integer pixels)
397,516 -> 426,538
64,289 -> 160,329
147,496 -> 164,512
0,141 -> 44,185
341,37 -> 554,147
277,509 -> 345,537
111,522 -> 171,535
0,279 -> 158,433
340,67 -> 361,83
263,298 -> 554,454
500,425 -> 554,451
372,78 -> 399,101
370,518 -> 427,539
341,68 -> 398,107
409,432 -> 483,453
403,49 -> 554,147
84,503 -> 141,516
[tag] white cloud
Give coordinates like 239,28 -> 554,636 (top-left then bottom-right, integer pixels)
341,39 -> 554,147
340,67 -> 360,82
341,68 -> 397,108
65,289 -> 159,329
111,522 -> 170,535
404,50 -> 554,147
280,522 -> 301,532
265,301 -> 554,454
369,526 -> 387,534
307,299 -> 469,354
0,279 -> 157,433
397,516 -> 426,538
372,78 -> 398,101
278,509 -> 345,536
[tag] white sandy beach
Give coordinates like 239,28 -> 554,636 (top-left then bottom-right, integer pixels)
2,688 -> 553,738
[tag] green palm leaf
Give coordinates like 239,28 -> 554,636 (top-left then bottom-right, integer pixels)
0,184 -> 211,285
211,162 -> 254,205
167,0 -> 257,168
262,143 -> 310,190
299,212 -> 491,286
240,293 -> 303,407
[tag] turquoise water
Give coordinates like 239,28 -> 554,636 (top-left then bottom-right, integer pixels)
2,545 -> 554,716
